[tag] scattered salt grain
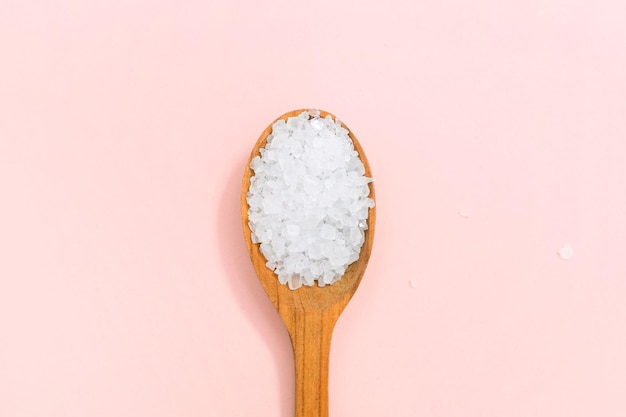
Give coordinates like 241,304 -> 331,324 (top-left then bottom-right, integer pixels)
247,110 -> 374,290
558,244 -> 574,260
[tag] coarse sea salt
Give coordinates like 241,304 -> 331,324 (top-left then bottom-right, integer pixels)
558,244 -> 574,260
247,110 -> 374,290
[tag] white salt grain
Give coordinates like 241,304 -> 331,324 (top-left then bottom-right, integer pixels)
558,244 -> 574,260
247,110 -> 374,290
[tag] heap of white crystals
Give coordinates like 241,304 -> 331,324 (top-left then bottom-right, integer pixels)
247,110 -> 374,290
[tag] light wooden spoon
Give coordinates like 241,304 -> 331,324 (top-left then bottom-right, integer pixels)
241,109 -> 376,417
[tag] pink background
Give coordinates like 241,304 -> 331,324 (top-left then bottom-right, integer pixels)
1,1 -> 625,416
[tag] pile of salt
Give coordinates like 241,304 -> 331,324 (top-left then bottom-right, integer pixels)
247,110 -> 374,290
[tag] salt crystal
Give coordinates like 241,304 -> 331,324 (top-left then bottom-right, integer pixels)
247,111 -> 374,289
286,224 -> 300,239
250,156 -> 262,170
349,227 -> 363,246
558,244 -> 574,260
289,274 -> 302,290
308,108 -> 321,118
320,224 -> 337,240
262,198 -> 281,215
308,244 -> 322,260
311,118 -> 324,130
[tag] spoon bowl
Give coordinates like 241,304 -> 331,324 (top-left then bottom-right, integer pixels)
241,109 -> 375,417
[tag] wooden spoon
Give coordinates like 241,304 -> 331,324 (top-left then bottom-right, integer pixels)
241,109 -> 376,417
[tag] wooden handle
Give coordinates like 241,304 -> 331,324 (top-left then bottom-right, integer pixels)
287,311 -> 336,417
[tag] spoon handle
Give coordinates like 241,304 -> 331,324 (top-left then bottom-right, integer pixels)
286,310 -> 337,417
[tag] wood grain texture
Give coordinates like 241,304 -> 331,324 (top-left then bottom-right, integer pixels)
241,109 -> 376,417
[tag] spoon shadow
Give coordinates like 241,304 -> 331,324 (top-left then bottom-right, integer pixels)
216,156 -> 294,417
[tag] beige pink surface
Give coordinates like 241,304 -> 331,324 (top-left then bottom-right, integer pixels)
1,1 -> 626,416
